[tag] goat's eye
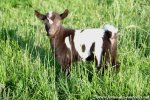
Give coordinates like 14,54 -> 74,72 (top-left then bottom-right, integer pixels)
43,18 -> 49,24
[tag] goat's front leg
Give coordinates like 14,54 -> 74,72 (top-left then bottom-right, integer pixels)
112,61 -> 120,72
96,51 -> 111,74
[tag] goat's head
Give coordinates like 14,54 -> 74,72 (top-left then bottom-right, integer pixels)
35,9 -> 69,37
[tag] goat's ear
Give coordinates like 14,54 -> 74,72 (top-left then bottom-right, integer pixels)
60,9 -> 69,20
35,10 -> 46,20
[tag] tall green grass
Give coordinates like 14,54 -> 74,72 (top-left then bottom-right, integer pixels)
0,0 -> 150,99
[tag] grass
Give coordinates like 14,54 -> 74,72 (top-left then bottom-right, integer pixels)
0,0 -> 150,99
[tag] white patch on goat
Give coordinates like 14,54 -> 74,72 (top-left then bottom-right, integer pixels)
47,12 -> 53,24
65,37 -> 71,50
74,29 -> 104,66
47,18 -> 53,24
103,24 -> 118,38
48,12 -> 53,18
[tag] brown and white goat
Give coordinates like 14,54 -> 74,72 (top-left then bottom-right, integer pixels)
35,9 -> 120,74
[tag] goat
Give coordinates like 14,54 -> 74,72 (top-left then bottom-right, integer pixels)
35,9 -> 120,75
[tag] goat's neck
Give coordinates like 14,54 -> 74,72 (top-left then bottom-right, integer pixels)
50,25 -> 65,50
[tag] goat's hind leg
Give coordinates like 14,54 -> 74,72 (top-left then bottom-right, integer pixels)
94,47 -> 103,71
61,65 -> 71,76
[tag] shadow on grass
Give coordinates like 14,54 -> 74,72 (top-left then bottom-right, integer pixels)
0,28 -> 54,65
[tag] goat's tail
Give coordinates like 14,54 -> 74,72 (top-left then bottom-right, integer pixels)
103,24 -> 118,38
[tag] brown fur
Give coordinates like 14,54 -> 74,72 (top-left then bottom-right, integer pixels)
49,26 -> 80,73
102,31 -> 120,71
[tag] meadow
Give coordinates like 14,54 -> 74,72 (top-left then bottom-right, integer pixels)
0,0 -> 150,99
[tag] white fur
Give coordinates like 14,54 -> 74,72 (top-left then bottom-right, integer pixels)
65,37 -> 71,50
47,12 -> 53,24
74,29 -> 105,66
48,12 -> 53,18
47,18 -> 53,24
